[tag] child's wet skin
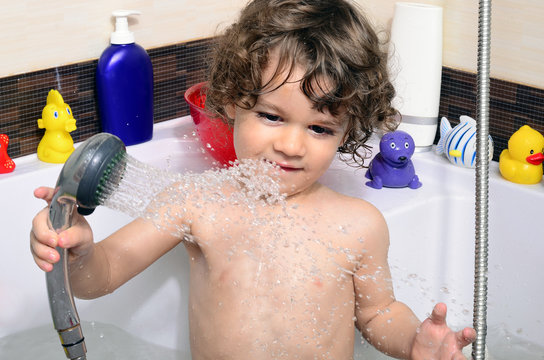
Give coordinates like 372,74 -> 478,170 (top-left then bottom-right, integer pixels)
229,55 -> 347,199
29,0 -> 476,358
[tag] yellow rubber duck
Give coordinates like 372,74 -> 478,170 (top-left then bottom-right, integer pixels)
499,125 -> 544,184
37,90 -> 77,163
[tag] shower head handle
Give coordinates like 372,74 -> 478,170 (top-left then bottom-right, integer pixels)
46,132 -> 126,360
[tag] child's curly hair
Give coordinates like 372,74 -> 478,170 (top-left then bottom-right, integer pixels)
205,0 -> 398,167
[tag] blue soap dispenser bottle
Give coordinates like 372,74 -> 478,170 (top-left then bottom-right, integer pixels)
96,10 -> 153,145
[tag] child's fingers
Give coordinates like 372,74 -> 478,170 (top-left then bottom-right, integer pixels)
31,208 -> 57,241
58,216 -> 90,248
30,205 -> 61,272
30,234 -> 60,272
31,239 -> 60,263
33,186 -> 55,203
34,257 -> 55,272
57,229 -> 79,249
429,302 -> 448,326
456,327 -> 476,348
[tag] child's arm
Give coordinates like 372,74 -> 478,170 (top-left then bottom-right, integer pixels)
352,206 -> 475,359
352,208 -> 419,357
68,217 -> 182,299
30,186 -> 185,299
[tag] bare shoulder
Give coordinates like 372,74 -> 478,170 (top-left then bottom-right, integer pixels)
316,185 -> 389,246
318,185 -> 385,221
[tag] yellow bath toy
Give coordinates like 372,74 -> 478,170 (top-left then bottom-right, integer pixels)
499,125 -> 544,184
37,90 -> 77,163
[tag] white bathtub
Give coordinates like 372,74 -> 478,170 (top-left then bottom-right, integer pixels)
1,117 -> 543,359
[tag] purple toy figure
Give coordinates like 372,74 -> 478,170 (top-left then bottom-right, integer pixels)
365,130 -> 422,189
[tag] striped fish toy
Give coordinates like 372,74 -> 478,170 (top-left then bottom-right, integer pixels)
435,116 -> 494,168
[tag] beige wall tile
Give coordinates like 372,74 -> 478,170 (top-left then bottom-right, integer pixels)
358,0 -> 544,88
1,0 -> 543,89
0,0 -> 245,77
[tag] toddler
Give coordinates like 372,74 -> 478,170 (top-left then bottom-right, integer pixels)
31,0 -> 475,358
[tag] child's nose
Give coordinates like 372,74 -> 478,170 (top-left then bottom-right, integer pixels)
274,127 -> 306,157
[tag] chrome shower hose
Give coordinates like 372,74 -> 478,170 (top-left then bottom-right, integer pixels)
473,0 -> 491,359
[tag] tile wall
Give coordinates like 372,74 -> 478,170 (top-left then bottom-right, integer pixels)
1,37 -> 543,162
0,38 -> 214,159
440,68 -> 544,160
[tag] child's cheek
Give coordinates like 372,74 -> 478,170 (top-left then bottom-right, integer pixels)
232,127 -> 253,159
233,121 -> 265,159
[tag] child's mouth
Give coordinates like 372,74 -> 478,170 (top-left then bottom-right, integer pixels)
266,159 -> 301,172
276,163 -> 301,172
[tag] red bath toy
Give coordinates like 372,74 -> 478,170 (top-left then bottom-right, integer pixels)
0,134 -> 15,173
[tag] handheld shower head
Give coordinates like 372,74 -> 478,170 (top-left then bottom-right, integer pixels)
46,133 -> 126,360
52,132 -> 127,217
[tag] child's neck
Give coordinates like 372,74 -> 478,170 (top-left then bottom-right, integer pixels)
284,182 -> 324,203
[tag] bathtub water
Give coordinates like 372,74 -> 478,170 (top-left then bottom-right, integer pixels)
1,116 -> 543,359
0,321 -> 185,359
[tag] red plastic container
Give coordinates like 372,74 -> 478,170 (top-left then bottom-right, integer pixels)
184,82 -> 236,165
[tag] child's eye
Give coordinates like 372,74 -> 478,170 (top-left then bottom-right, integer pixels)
257,112 -> 281,122
309,125 -> 334,136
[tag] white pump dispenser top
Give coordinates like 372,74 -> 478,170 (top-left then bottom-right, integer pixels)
110,10 -> 141,45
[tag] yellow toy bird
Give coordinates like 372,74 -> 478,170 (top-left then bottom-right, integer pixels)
37,90 -> 77,163
499,125 -> 544,184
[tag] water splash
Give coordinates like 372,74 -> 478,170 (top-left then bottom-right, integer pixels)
99,156 -> 286,239
91,154 -> 444,358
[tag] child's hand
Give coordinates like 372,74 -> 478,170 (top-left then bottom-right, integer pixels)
30,186 -> 94,272
410,303 -> 476,360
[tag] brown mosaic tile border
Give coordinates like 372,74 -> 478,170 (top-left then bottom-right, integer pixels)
0,38 -> 543,162
0,38 -> 215,159
439,68 -> 544,161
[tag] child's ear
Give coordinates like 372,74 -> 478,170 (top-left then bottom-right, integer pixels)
225,104 -> 236,120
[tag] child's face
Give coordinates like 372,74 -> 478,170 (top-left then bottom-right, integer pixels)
227,52 -> 347,197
